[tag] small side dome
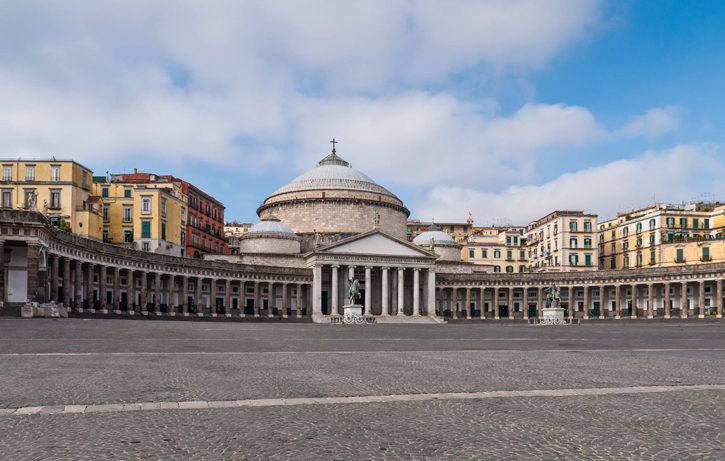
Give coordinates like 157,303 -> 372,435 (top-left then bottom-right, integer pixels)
248,216 -> 295,235
413,230 -> 457,246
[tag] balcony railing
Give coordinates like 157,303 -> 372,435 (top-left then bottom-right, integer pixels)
701,255 -> 712,262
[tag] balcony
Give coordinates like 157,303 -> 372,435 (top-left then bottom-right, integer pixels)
675,258 -> 686,263
701,255 -> 712,262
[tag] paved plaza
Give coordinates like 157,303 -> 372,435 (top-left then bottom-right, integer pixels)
0,319 -> 724,460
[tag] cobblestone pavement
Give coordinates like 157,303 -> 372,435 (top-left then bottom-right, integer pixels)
1,318 -> 724,460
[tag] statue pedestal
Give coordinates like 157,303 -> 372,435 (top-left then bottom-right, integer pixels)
343,304 -> 363,316
542,307 -> 565,322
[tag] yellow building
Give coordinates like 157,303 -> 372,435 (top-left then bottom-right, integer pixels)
462,226 -> 528,273
93,173 -> 187,257
598,202 -> 725,270
407,216 -> 474,243
0,159 -> 103,239
525,211 -> 598,272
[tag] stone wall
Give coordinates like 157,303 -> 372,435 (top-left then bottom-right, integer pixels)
239,235 -> 300,255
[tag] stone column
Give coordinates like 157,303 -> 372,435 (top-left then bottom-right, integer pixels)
26,243 -> 40,302
180,275 -> 188,315
267,281 -> 274,318
681,282 -> 688,319
63,257 -> 71,307
600,286 -> 608,319
195,277 -> 203,316
331,265 -> 339,316
508,287 -> 514,320
364,266 -> 372,315
282,282 -> 289,318
312,265 -> 323,320
614,284 -> 621,319
74,260 -> 83,311
451,287 -> 458,319
664,282 -> 671,319
296,282 -> 302,318
127,269 -> 137,314
567,286 -> 574,320
537,287 -> 544,320
698,280 -> 706,318
99,265 -> 108,313
50,254 -> 59,303
210,278 -> 218,316
381,267 -> 389,316
716,279 -> 723,319
397,268 -> 405,316
494,287 -> 500,319
583,286 -> 590,320
413,269 -> 421,317
154,272 -> 161,314
631,284 -> 638,319
523,287 -> 529,320
0,242 -> 5,302
253,281 -> 261,317
647,283 -> 654,319
113,267 -> 121,313
428,269 -> 436,317
224,280 -> 231,317
140,271 -> 148,314
85,263 -> 94,311
238,280 -> 246,317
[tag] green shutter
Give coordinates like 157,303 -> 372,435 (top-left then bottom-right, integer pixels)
141,220 -> 151,239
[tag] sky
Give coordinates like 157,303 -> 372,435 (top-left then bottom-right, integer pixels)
2,0 -> 725,225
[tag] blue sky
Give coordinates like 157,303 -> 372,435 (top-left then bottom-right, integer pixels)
2,1 -> 725,225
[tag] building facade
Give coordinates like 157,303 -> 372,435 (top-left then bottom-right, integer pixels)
462,227 -> 528,273
0,159 -> 102,240
93,173 -> 187,257
180,180 -> 227,258
525,211 -> 598,272
599,203 -> 725,270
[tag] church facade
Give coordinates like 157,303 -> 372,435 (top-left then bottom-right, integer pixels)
1,148 -> 723,322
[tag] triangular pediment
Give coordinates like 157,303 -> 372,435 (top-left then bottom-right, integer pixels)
314,230 -> 436,258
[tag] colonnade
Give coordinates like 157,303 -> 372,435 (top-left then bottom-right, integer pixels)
437,280 -> 725,320
311,264 -> 436,318
45,253 -> 312,318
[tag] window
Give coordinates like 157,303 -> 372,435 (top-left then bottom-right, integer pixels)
676,248 -> 684,262
25,165 -> 35,181
506,250 -> 512,260
142,242 -> 150,252
611,230 -> 615,239
704,218 -> 710,229
82,172 -> 88,188
2,165 -> 11,181
102,228 -> 109,242
584,254 -> 592,266
49,189 -> 61,209
180,231 -> 186,245
610,259 -> 616,269
623,241 -> 629,250
693,218 -> 699,229
103,206 -> 109,222
569,254 -> 579,266
553,224 -> 558,235
649,219 -> 656,230
666,217 -> 675,227
101,187 -> 109,198
623,227 -> 629,237
636,238 -> 642,247
584,238 -> 592,248
124,229 -> 133,243
570,237 -> 577,248
679,218 -> 687,228
482,249 -> 488,258
141,197 -> 152,214
1,189 -> 11,207
122,205 -> 132,222
569,220 -> 577,232
493,266 -> 501,273
636,222 -> 642,233
650,250 -> 656,263
161,198 -> 167,217
50,165 -> 61,181
468,249 -> 474,258
141,220 -> 151,238
649,235 -> 655,245
493,250 -> 501,258
519,249 -> 525,259
702,246 -> 710,261
506,266 -> 514,273
584,221 -> 592,232
161,221 -> 166,240
23,189 -> 35,208
124,188 -> 132,198
519,265 -> 525,273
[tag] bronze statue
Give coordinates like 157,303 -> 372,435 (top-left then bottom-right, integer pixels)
348,278 -> 360,305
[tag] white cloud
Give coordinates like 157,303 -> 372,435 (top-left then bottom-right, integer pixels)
620,106 -> 681,138
417,145 -> 723,225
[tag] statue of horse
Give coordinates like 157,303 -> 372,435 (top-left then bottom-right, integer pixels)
348,278 -> 361,305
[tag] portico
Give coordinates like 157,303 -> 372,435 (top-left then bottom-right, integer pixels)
306,230 -> 437,322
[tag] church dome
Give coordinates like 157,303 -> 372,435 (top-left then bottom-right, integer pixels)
267,152 -> 399,200
413,230 -> 457,246
247,217 -> 294,235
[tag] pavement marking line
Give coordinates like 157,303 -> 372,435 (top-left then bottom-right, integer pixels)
3,384 -> 724,417
1,348 -> 725,357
